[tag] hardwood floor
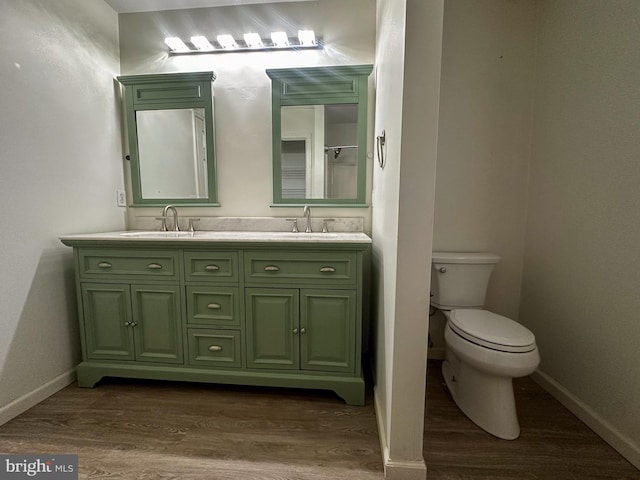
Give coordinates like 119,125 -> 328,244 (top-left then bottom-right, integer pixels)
0,363 -> 638,479
424,360 -> 640,479
0,380 -> 383,479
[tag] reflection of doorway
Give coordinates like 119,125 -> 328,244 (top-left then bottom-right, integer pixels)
281,138 -> 308,198
281,105 -> 324,198
193,110 -> 207,197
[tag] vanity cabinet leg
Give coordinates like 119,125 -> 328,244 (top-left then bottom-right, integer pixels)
76,363 -> 103,388
334,381 -> 366,406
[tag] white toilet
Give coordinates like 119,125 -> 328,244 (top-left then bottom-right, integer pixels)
431,251 -> 540,440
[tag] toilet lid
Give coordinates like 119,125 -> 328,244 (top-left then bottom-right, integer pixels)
448,309 -> 537,353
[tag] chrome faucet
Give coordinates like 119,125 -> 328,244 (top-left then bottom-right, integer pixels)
161,205 -> 179,231
303,205 -> 312,233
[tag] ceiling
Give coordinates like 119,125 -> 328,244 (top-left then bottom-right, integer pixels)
104,0 -> 315,14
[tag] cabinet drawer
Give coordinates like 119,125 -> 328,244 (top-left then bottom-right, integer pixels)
244,251 -> 357,286
78,249 -> 179,281
184,251 -> 239,283
186,286 -> 241,328
187,329 -> 242,368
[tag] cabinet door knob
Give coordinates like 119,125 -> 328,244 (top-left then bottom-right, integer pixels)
204,264 -> 220,271
207,303 -> 222,310
97,262 -> 112,268
208,345 -> 223,352
300,327 -> 306,334
293,328 -> 299,334
147,263 -> 163,270
264,265 -> 280,272
319,266 -> 336,273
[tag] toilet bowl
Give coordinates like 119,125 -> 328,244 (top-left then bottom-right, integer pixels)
431,252 -> 540,440
441,309 -> 540,440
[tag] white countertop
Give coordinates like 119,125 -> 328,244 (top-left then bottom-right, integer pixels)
60,230 -> 372,244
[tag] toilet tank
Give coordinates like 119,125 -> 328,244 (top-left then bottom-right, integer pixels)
430,252 -> 501,310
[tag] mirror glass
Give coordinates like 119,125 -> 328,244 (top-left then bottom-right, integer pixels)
280,104 -> 358,200
137,108 -> 208,199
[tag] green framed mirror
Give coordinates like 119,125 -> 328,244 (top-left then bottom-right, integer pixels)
267,65 -> 373,207
117,72 -> 218,206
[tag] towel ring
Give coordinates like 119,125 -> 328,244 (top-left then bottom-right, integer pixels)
376,130 -> 386,168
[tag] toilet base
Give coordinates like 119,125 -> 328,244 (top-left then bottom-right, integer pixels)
442,357 -> 521,440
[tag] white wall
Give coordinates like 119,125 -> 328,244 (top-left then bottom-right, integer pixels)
429,0 -> 537,357
0,0 -> 125,424
116,0 -> 376,230
521,0 -> 640,467
372,0 -> 443,477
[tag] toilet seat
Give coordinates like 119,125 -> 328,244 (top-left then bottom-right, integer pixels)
448,309 -> 536,353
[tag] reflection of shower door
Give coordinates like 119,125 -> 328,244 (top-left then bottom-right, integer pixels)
326,147 -> 358,199
193,111 -> 207,197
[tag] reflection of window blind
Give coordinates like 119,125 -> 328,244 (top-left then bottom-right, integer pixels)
281,140 -> 306,198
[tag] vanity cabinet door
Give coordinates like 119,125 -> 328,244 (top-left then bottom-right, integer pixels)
245,288 -> 299,370
81,283 -> 134,361
81,283 -> 182,364
245,287 -> 356,374
300,289 -> 355,374
131,285 -> 183,364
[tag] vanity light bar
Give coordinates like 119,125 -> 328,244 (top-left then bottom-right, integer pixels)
164,30 -> 320,54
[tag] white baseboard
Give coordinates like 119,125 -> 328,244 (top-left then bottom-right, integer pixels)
383,459 -> 428,480
0,369 -> 76,426
373,386 -> 427,480
531,370 -> 640,470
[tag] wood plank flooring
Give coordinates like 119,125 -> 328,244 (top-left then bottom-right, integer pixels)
0,363 -> 638,479
0,380 -> 383,479
424,360 -> 640,479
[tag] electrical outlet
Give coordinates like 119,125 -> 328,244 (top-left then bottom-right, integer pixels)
116,189 -> 126,207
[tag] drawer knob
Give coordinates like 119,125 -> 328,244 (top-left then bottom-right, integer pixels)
207,303 -> 222,310
97,262 -> 112,269
204,264 -> 220,271
320,266 -> 336,273
264,265 -> 280,272
147,263 -> 163,270
208,345 -> 223,352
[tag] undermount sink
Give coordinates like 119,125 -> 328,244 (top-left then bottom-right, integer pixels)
119,231 -> 342,239
119,231 -> 196,238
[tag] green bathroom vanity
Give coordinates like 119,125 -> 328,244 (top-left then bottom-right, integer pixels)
60,231 -> 371,405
